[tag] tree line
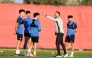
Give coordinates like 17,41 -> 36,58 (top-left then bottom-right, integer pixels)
1,0 -> 92,6
24,0 -> 92,6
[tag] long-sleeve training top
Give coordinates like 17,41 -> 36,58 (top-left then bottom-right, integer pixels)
46,15 -> 64,33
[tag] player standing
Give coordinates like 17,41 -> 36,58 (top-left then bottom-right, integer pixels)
65,15 -> 77,57
43,11 -> 68,57
14,9 -> 25,56
23,11 -> 33,56
30,13 -> 41,57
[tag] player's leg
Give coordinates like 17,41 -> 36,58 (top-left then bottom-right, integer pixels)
34,43 -> 37,56
23,34 -> 29,56
27,38 -> 33,57
16,40 -> 21,54
54,33 -> 62,57
15,34 -> 22,56
28,40 -> 33,50
70,35 -> 75,57
33,37 -> 39,57
60,33 -> 68,57
27,38 -> 32,53
71,43 -> 74,52
65,36 -> 71,57
65,42 -> 68,52
65,36 -> 70,52
70,43 -> 74,57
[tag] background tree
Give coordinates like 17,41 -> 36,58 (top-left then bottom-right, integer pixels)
24,0 -> 67,5
23,0 -> 92,6
81,0 -> 92,6
0,0 -> 14,3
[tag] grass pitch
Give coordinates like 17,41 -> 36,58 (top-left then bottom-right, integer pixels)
0,49 -> 92,58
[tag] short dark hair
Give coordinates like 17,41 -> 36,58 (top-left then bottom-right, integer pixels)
19,9 -> 25,13
34,12 -> 40,17
26,11 -> 30,14
56,11 -> 60,16
68,15 -> 73,18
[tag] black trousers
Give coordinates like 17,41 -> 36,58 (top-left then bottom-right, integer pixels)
56,33 -> 67,55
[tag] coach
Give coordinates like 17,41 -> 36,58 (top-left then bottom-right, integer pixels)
43,11 -> 68,57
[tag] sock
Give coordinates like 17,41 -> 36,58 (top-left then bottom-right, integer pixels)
28,49 -> 31,53
24,49 -> 26,55
71,52 -> 74,55
16,50 -> 18,54
18,50 -> 20,54
34,51 -> 36,55
16,50 -> 20,54
30,49 -> 32,52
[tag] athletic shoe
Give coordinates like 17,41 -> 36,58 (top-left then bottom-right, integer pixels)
34,55 -> 38,57
63,53 -> 68,57
14,54 -> 20,56
54,54 -> 61,57
69,54 -> 74,57
27,52 -> 34,57
24,54 -> 27,56
18,54 -> 23,56
22,54 -> 27,56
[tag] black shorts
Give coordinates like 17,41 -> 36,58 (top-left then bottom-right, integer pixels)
24,33 -> 31,38
31,37 -> 39,43
16,34 -> 23,41
65,35 -> 75,43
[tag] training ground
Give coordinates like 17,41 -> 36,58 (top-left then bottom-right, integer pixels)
0,49 -> 92,58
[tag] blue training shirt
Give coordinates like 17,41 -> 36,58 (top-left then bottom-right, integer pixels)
16,16 -> 23,34
30,19 -> 41,37
23,17 -> 32,33
67,22 -> 77,36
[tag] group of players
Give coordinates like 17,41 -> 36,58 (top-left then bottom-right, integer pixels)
14,9 -> 41,57
14,9 -> 77,57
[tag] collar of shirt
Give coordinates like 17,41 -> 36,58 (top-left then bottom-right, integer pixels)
19,16 -> 21,18
69,21 -> 73,23
34,18 -> 38,20
25,17 -> 30,18
34,18 -> 37,19
19,16 -> 23,19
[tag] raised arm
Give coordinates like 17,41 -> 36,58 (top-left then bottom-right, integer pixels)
43,14 -> 57,21
46,15 -> 55,20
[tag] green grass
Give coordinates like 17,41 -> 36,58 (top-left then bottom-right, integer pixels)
0,49 -> 92,58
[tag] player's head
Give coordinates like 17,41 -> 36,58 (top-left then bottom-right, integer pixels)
26,11 -> 30,17
68,15 -> 73,22
19,9 -> 25,17
34,12 -> 40,19
55,11 -> 60,18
